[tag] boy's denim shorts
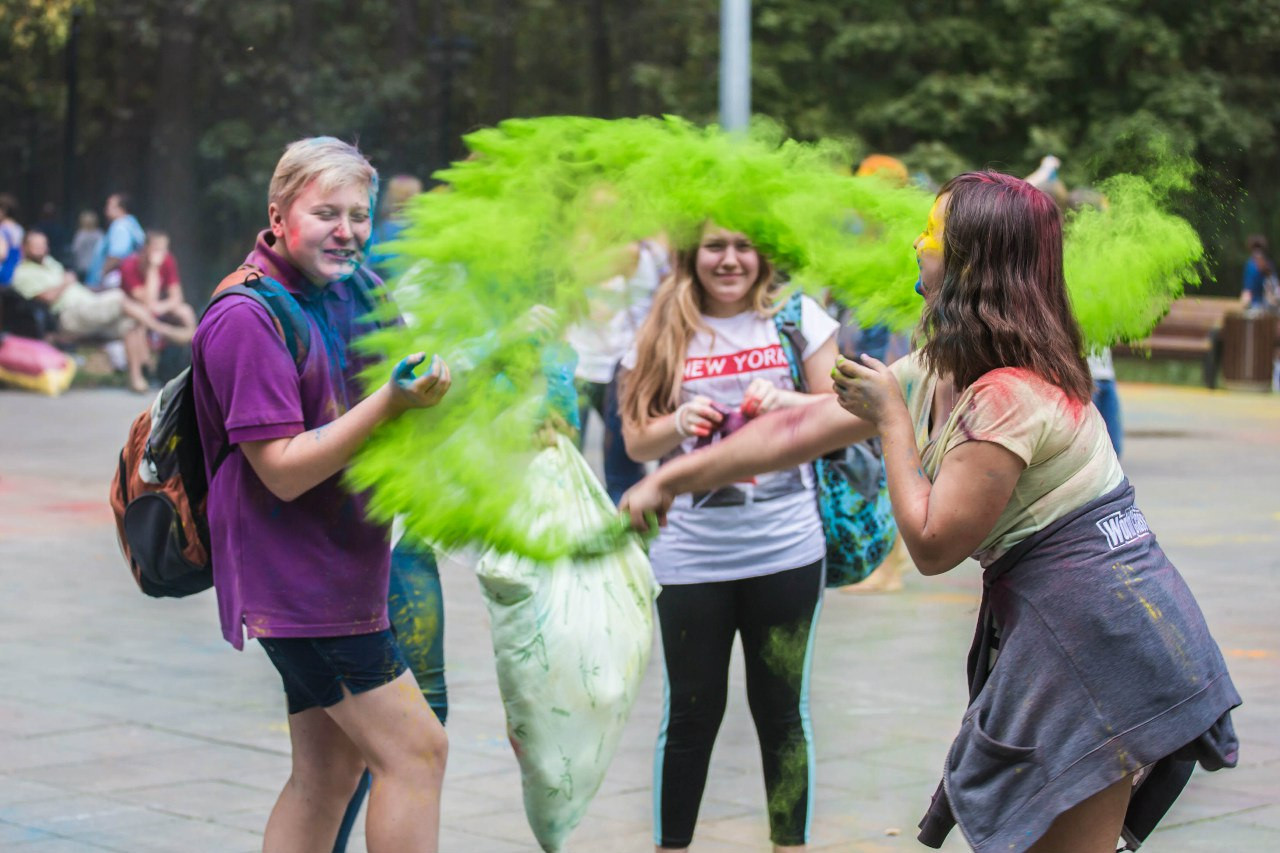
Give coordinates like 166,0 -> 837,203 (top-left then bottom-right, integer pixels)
258,629 -> 408,715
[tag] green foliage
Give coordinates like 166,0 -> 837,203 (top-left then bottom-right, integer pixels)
752,0 -> 1280,288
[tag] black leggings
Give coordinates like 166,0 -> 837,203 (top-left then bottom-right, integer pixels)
654,560 -> 824,848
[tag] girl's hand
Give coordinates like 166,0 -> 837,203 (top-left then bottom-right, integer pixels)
521,303 -> 558,337
831,353 -> 903,425
741,378 -> 782,416
390,352 -> 452,411
618,474 -> 674,532
674,395 -> 723,438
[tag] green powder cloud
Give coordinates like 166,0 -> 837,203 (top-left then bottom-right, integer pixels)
1064,159 -> 1203,347
347,116 -> 1202,559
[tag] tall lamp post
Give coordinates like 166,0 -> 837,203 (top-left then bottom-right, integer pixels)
719,0 -> 750,132
427,34 -> 476,172
63,6 -> 82,231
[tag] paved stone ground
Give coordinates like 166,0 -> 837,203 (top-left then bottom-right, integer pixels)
0,382 -> 1277,852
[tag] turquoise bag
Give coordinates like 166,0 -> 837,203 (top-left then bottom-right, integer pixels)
773,292 -> 898,586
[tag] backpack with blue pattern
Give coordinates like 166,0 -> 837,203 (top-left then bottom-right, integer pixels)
773,291 -> 898,587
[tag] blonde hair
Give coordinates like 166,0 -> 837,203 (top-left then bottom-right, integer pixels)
268,137 -> 379,213
622,240 -> 778,427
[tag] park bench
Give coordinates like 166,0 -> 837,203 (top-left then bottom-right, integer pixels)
1113,296 -> 1238,389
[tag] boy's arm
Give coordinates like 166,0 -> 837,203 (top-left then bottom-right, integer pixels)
242,355 -> 449,502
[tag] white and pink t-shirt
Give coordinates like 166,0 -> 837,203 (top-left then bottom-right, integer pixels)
624,295 -> 838,584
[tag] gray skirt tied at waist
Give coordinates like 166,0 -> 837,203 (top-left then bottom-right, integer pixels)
917,478 -> 1240,852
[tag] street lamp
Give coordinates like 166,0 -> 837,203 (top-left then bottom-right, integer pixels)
719,0 -> 750,132
427,35 -> 477,172
63,6 -> 82,233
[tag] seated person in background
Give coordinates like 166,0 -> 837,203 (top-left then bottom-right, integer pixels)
119,231 -> 197,345
11,230 -> 180,392
87,192 -> 144,289
1240,234 -> 1277,310
71,210 -> 104,281
0,193 -> 23,286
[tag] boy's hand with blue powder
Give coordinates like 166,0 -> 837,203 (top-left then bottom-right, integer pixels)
391,352 -> 452,411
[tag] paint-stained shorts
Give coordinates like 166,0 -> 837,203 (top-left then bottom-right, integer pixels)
258,629 -> 408,715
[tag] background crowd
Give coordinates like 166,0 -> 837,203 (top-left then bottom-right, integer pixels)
0,191 -> 195,392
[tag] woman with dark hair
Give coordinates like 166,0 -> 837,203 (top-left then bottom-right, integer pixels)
621,172 -> 1240,852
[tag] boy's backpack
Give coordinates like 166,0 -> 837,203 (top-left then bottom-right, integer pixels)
108,267 -> 316,597
773,292 -> 898,587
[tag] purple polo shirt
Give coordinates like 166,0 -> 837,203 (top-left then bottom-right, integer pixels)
192,231 -> 390,650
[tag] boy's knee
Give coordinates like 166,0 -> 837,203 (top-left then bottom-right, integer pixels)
401,724 -> 448,785
419,725 -> 449,776
290,760 -> 364,806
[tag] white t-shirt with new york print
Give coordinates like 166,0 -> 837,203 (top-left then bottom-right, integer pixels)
623,295 -> 839,584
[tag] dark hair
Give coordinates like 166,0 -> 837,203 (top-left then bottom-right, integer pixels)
1247,234 -> 1269,254
919,171 -> 1093,402
0,193 -> 18,218
110,192 -> 131,212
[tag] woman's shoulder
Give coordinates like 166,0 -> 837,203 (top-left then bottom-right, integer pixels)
966,367 -> 1081,424
972,365 -> 1057,392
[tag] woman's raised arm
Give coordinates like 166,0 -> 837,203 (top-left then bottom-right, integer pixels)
620,395 -> 874,530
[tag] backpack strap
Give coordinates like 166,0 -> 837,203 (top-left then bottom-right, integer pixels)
198,267 -> 312,480
773,291 -> 810,393
205,266 -> 311,370
774,292 -> 853,464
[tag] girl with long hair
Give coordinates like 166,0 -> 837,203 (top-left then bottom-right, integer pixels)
620,224 -> 839,852
621,173 -> 1239,852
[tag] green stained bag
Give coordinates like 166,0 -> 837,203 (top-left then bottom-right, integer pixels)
476,435 -> 659,852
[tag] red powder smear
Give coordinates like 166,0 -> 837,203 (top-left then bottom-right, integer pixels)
973,367 -> 1085,423
42,501 -> 108,516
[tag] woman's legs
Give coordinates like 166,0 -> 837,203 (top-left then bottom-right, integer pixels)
1027,773 -> 1133,853
653,581 -> 738,851
264,706 -> 366,853
325,670 -> 448,853
121,323 -> 151,392
154,302 -> 197,345
386,543 -> 449,722
604,366 -> 647,503
1092,379 -> 1123,459
737,561 -> 824,851
573,379 -> 607,448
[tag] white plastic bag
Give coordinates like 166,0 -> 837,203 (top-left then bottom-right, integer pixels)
476,435 -> 658,852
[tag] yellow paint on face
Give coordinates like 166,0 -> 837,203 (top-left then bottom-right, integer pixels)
916,195 -> 946,259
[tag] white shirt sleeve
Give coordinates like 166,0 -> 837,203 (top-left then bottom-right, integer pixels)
799,294 -> 840,359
